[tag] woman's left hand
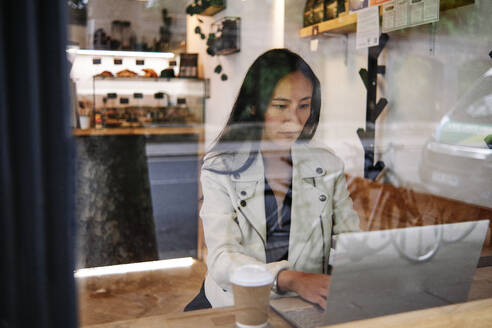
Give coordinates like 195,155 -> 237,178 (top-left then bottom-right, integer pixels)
277,270 -> 331,309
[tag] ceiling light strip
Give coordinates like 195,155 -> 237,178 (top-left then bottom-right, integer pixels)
66,48 -> 175,59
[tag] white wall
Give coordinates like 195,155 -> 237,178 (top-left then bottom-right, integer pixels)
189,0 -> 369,163
187,0 -> 280,147
285,0 -> 369,175
284,0 -> 492,183
188,0 -> 492,189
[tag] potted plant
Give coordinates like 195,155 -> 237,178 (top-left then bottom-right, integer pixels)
78,103 -> 91,129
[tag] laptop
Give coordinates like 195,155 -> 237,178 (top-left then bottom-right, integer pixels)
270,220 -> 489,328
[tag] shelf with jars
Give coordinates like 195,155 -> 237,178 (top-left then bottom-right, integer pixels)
299,0 -> 474,37
69,49 -> 206,136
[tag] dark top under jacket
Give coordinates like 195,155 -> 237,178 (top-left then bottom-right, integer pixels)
264,176 -> 292,263
185,177 -> 293,311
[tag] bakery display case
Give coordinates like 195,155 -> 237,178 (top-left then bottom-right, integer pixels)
68,49 -> 207,133
91,77 -> 205,127
69,49 -> 206,265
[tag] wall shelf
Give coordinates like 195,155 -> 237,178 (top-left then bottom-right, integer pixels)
300,13 -> 358,37
199,5 -> 225,16
299,0 -> 474,37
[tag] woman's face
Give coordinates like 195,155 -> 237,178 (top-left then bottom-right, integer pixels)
261,71 -> 313,149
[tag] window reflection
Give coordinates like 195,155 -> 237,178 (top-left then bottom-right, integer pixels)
65,0 -> 492,326
420,69 -> 492,208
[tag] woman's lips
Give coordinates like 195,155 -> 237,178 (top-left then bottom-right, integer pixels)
278,131 -> 299,137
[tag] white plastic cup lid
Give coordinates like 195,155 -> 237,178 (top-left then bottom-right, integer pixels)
230,265 -> 274,287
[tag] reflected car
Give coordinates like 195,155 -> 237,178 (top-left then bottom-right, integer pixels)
419,68 -> 492,208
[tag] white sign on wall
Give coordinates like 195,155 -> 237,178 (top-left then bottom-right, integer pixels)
382,0 -> 440,33
356,6 -> 380,49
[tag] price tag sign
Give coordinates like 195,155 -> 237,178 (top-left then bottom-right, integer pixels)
382,0 -> 440,33
310,39 -> 319,52
356,6 -> 380,49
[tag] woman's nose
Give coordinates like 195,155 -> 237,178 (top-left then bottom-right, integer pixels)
282,104 -> 299,123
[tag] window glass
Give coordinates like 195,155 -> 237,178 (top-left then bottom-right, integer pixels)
67,0 -> 492,326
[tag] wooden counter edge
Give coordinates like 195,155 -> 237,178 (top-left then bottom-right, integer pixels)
81,298 -> 492,328
322,297 -> 492,328
73,126 -> 204,136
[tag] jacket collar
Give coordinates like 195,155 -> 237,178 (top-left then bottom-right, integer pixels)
230,142 -> 328,182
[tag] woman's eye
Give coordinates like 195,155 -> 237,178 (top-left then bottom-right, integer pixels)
299,103 -> 310,110
272,103 -> 288,109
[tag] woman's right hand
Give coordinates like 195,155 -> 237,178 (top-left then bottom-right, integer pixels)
277,270 -> 331,309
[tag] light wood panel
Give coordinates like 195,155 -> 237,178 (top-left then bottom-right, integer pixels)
199,5 -> 225,16
346,175 -> 492,254
324,297 -> 492,328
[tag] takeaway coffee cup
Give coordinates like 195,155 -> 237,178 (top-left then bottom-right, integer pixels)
231,265 -> 274,328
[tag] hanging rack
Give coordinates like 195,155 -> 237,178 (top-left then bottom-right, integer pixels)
357,33 -> 389,180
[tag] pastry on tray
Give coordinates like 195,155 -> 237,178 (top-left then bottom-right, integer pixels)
103,119 -> 121,127
116,69 -> 138,77
142,68 -> 158,78
94,70 -> 114,78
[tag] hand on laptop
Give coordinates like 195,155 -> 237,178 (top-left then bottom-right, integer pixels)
277,270 -> 331,309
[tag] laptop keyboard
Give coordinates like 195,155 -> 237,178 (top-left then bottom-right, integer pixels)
282,306 -> 325,328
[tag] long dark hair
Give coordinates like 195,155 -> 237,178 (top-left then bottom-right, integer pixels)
206,49 -> 321,174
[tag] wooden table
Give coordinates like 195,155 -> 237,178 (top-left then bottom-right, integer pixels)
84,306 -> 291,328
84,297 -> 492,328
327,298 -> 492,328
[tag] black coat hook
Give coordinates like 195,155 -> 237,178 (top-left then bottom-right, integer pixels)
357,33 -> 390,180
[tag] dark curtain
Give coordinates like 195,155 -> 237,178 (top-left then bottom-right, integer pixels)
0,0 -> 77,327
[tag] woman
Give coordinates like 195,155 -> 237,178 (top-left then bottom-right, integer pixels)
185,49 -> 360,311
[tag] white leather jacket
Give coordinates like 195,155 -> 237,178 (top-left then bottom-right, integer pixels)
200,142 -> 361,307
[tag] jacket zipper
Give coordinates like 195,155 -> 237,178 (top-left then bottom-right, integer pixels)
319,215 -> 326,274
237,205 -> 266,248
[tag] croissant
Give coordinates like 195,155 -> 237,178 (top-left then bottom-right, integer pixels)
94,70 -> 114,78
117,69 -> 138,77
142,68 -> 158,78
